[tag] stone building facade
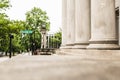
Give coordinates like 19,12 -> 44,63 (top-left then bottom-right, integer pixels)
61,0 -> 120,50
116,0 -> 120,45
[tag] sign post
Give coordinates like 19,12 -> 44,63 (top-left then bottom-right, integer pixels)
20,30 -> 33,55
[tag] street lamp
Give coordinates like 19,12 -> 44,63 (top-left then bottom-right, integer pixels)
9,34 -> 14,58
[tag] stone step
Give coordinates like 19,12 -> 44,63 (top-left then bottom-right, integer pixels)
56,49 -> 120,60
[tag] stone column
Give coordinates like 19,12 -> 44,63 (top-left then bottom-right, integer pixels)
119,5 -> 120,46
41,32 -> 47,49
116,8 -> 120,45
66,0 -> 75,48
74,0 -> 90,49
118,0 -> 120,46
61,0 -> 67,48
87,0 -> 120,49
47,34 -> 50,48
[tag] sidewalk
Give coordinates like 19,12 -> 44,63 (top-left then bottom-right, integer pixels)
0,54 -> 120,80
0,57 -> 9,63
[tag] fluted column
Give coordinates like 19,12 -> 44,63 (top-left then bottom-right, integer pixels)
66,0 -> 75,48
119,5 -> 120,45
74,0 -> 90,49
61,0 -> 67,48
117,8 -> 120,45
118,0 -> 120,46
87,0 -> 120,49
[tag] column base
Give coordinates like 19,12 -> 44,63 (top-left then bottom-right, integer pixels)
87,40 -> 120,50
60,45 -> 68,49
56,49 -> 120,60
73,43 -> 89,49
87,44 -> 120,50
65,44 -> 74,49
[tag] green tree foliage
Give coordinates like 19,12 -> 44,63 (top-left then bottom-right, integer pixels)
9,20 -> 26,53
25,7 -> 50,50
0,0 -> 11,53
0,19 -> 26,53
0,2 -> 51,54
0,14 -> 9,35
8,20 -> 25,33
0,0 -> 10,11
0,0 -> 30,54
54,30 -> 62,48
49,30 -> 62,48
26,7 -> 50,30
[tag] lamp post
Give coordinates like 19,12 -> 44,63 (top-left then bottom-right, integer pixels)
9,34 -> 14,58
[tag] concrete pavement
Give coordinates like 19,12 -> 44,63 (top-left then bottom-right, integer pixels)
0,57 -> 9,63
0,54 -> 120,80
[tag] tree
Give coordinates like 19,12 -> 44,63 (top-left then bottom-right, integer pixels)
8,20 -> 26,53
49,29 -> 62,48
25,7 -> 50,50
0,0 -> 11,53
54,30 -> 62,48
0,14 -> 10,52
0,0 -> 28,54
0,19 -> 26,54
26,7 -> 50,30
0,0 -> 10,11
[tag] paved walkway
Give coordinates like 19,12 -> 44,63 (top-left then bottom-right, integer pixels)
0,54 -> 120,80
0,57 -> 9,63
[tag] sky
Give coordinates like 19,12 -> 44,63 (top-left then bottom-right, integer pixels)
6,0 -> 62,33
